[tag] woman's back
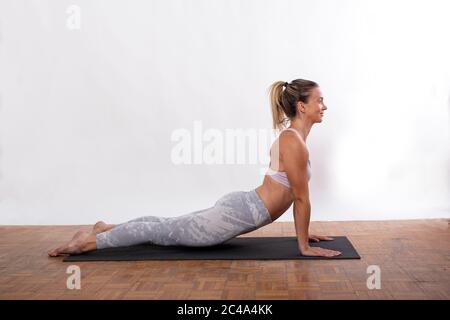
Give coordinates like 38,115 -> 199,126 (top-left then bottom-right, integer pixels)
255,127 -> 311,221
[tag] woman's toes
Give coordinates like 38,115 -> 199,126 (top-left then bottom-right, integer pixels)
48,245 -> 66,257
48,231 -> 90,257
48,250 -> 57,257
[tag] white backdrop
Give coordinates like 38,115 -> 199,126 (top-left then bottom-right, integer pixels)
0,0 -> 449,225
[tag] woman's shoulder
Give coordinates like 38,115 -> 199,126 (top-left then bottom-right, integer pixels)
279,128 -> 306,145
278,129 -> 309,156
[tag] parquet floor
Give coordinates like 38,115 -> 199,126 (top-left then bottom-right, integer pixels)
0,219 -> 448,300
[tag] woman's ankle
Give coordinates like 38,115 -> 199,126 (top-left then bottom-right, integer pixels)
81,234 -> 98,252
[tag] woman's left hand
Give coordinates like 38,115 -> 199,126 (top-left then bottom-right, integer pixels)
308,234 -> 334,242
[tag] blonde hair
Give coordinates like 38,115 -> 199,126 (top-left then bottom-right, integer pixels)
268,79 -> 319,132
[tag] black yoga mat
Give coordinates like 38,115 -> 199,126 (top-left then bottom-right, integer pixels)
63,236 -> 360,261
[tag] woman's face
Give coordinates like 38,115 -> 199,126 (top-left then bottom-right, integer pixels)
299,87 -> 327,122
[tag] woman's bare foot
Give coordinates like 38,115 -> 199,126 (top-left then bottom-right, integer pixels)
48,231 -> 94,257
91,221 -> 116,235
47,221 -> 115,257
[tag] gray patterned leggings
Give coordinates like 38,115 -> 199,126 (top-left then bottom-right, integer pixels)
95,189 -> 273,249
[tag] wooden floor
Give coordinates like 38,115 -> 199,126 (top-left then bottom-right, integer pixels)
0,219 -> 448,300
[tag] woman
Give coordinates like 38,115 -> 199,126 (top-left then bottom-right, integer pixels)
48,79 -> 341,258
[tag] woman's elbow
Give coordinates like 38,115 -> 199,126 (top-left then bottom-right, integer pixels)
293,197 -> 310,205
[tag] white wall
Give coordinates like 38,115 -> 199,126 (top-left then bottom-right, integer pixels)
0,0 -> 449,225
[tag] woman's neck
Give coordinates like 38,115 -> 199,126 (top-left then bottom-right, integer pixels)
288,117 -> 313,142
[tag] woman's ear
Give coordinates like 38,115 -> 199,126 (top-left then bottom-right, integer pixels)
296,101 -> 305,113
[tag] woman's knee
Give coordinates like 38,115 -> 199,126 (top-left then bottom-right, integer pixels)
176,235 -> 227,247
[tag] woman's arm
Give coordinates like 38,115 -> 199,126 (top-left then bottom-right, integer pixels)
293,199 -> 311,252
279,132 -> 311,252
280,132 -> 341,257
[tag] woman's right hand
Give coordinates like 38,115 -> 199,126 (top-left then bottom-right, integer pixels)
300,246 -> 342,257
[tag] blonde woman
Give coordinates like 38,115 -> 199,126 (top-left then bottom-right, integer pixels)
49,79 -> 341,258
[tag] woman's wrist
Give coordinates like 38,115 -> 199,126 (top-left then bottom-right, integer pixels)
299,244 -> 310,252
